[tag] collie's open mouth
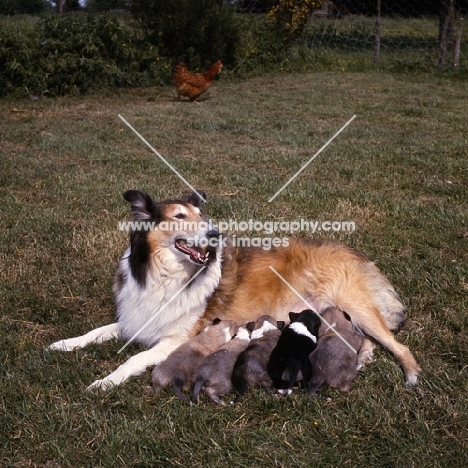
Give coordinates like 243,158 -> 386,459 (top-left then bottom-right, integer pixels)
175,238 -> 210,265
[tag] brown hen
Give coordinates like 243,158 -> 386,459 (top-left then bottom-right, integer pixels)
173,60 -> 223,102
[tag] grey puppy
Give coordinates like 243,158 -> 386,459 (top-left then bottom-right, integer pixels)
308,307 -> 365,394
151,318 -> 239,401
191,324 -> 251,405
231,315 -> 284,395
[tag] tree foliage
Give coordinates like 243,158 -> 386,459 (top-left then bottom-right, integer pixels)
129,0 -> 240,69
86,0 -> 130,11
267,0 -> 322,42
0,0 -> 45,15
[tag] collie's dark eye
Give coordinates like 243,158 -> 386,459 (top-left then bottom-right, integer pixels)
174,213 -> 186,219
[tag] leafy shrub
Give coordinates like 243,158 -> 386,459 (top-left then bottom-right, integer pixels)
38,15 -> 130,94
233,14 -> 286,75
0,14 -> 172,97
0,22 -> 42,96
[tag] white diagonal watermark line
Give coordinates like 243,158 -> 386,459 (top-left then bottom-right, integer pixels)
118,114 -> 206,203
268,266 -> 357,354
117,266 -> 207,354
268,115 -> 357,202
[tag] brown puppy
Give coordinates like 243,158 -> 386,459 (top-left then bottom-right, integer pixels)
191,324 -> 251,405
308,307 -> 365,394
151,319 -> 239,401
231,316 -> 284,395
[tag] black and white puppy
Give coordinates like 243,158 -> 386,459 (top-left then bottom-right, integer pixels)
267,309 -> 321,395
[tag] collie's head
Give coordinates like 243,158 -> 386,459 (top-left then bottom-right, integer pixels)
122,189 -> 220,285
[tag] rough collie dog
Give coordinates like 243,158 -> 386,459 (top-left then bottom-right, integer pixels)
267,310 -> 321,395
47,190 -> 420,390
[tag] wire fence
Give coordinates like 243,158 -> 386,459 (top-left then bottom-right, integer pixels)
237,0 -> 467,69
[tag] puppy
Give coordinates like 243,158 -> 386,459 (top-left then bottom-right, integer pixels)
267,310 -> 321,395
191,324 -> 251,405
231,315 -> 284,395
151,319 -> 238,401
308,307 -> 365,394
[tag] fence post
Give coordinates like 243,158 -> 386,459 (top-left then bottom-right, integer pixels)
374,0 -> 381,65
438,0 -> 455,68
454,18 -> 465,68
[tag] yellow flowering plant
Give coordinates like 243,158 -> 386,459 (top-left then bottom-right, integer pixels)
267,0 -> 322,43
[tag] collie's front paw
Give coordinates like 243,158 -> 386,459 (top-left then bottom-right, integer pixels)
47,339 -> 81,352
86,378 -> 115,392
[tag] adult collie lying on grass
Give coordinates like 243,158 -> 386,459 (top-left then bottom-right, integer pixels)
47,190 -> 420,390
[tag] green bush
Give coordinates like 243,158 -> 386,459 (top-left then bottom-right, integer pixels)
38,15 -> 128,95
0,14 -> 172,97
130,0 -> 240,70
0,22 -> 41,96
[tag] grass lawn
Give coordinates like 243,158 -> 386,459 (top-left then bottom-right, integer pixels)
1,71 -> 467,467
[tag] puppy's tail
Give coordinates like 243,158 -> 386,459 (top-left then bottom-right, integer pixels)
173,374 -> 190,403
191,375 -> 205,404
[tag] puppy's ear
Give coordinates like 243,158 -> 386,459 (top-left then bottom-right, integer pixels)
246,321 -> 255,333
312,314 -> 322,331
123,190 -> 157,222
184,190 -> 206,208
212,318 -> 221,325
288,312 -> 298,323
277,320 -> 286,330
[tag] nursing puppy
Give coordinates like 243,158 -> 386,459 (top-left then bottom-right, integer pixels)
191,324 -> 251,405
231,315 -> 284,395
151,319 -> 238,401
267,310 -> 321,395
308,307 -> 365,394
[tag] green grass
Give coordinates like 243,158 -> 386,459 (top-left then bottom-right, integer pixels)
1,71 -> 467,467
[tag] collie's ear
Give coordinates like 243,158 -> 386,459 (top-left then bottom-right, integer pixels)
123,190 -> 156,221
184,190 -> 206,208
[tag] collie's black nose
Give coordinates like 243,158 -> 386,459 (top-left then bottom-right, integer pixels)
207,229 -> 220,239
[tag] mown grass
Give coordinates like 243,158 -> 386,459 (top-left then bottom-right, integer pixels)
1,71 -> 467,467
